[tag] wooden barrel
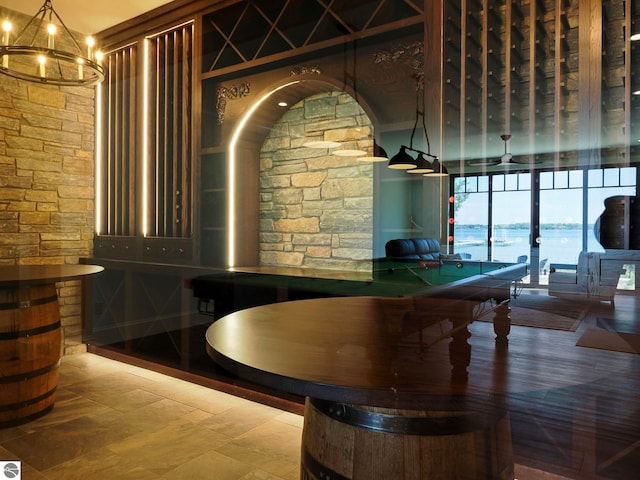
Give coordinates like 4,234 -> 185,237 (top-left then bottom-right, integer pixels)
301,398 -> 513,480
0,284 -> 61,427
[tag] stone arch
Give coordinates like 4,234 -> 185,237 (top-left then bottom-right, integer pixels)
259,90 -> 375,271
229,77 -> 379,269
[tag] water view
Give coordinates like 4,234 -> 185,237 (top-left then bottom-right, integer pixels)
452,226 -> 601,265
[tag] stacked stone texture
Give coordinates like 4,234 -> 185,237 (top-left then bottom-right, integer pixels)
0,75 -> 95,355
259,91 -> 374,271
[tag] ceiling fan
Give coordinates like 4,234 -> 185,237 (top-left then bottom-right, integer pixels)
498,134 -> 516,165
468,134 -> 543,167
467,134 -> 513,167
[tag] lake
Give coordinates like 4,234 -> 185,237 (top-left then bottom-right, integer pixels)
452,227 -> 603,266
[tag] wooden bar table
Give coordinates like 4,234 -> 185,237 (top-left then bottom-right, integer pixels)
0,264 -> 103,427
206,295 -> 607,480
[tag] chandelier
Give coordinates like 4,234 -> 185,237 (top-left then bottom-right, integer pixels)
0,0 -> 104,86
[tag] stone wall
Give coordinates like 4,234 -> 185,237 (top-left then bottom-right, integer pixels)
259,91 -> 374,271
0,8 -> 95,355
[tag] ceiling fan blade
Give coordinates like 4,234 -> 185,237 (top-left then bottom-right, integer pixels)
468,158 -> 501,167
510,154 -> 544,164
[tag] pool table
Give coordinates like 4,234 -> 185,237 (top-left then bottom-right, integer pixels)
191,260 -> 527,344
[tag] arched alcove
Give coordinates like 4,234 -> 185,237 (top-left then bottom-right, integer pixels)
229,78 -> 380,270
259,90 -> 374,271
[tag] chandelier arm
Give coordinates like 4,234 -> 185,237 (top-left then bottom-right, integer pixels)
14,6 -> 47,46
12,1 -> 84,55
48,2 -> 85,54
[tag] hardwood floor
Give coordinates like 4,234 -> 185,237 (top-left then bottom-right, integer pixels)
1,289 -> 636,479
504,291 -> 639,479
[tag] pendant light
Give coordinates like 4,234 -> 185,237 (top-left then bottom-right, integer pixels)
358,142 -> 389,162
407,152 -> 433,173
387,78 -> 441,174
425,157 -> 448,176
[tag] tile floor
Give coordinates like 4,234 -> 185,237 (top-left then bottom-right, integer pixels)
0,353 -> 575,480
0,354 -> 302,480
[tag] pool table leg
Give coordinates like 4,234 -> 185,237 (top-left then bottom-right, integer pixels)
449,325 -> 471,380
448,302 -> 473,380
493,299 -> 511,345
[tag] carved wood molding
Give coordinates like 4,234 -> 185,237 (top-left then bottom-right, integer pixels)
290,65 -> 322,76
216,82 -> 251,125
374,40 -> 424,87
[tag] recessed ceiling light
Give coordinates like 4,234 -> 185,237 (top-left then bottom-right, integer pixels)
278,101 -> 288,107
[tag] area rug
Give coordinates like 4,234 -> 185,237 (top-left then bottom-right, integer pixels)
576,328 -> 640,354
509,293 -> 591,320
507,306 -> 584,331
477,293 -> 589,331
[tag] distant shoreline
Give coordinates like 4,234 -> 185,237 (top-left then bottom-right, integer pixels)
458,224 -> 589,230
453,226 -> 599,264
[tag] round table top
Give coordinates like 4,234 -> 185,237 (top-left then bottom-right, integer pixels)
206,295 -> 617,409
0,264 -> 104,287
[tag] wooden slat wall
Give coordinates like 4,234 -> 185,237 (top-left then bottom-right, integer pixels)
99,23 -> 193,241
146,23 -> 194,238
99,44 -> 137,236
441,0 -> 594,165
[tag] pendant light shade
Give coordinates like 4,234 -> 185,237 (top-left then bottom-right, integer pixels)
424,157 -> 448,176
387,146 -> 416,170
407,153 -> 434,173
358,142 -> 389,162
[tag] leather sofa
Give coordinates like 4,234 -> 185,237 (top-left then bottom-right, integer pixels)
384,238 -> 442,261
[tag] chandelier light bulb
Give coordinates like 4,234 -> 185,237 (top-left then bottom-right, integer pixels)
38,55 -> 46,77
47,24 -> 56,49
1,20 -> 11,43
77,57 -> 84,80
1,20 -> 10,68
86,36 -> 95,59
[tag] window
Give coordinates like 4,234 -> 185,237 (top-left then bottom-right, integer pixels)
452,173 -> 531,263
453,166 -> 637,285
